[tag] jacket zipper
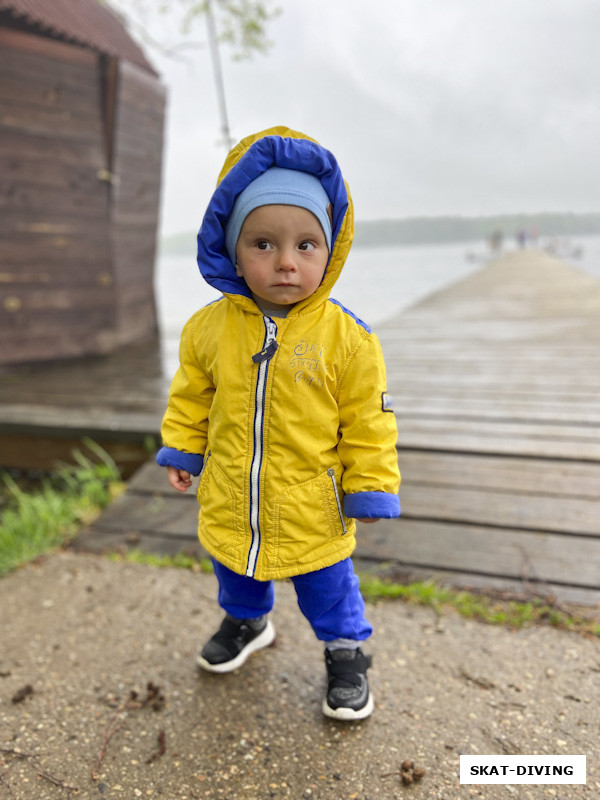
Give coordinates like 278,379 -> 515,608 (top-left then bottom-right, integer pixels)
327,468 -> 347,534
198,450 -> 211,482
246,316 -> 278,576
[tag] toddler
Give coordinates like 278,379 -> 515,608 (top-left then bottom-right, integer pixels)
157,126 -> 401,720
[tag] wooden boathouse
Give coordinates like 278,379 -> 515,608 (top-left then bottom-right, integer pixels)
1,251 -> 599,606
0,0 -> 165,364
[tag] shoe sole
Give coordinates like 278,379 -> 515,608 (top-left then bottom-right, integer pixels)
196,620 -> 276,674
322,691 -> 374,721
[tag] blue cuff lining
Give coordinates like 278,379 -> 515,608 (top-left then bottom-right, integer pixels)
343,491 -> 400,519
156,447 -> 203,476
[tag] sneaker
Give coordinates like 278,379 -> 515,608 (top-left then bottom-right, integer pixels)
322,648 -> 374,720
196,614 -> 275,673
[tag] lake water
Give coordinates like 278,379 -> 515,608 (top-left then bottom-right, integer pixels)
155,235 -> 600,341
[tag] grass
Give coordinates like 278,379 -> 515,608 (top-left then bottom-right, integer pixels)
0,439 -> 124,577
107,549 -> 214,574
359,575 -> 600,639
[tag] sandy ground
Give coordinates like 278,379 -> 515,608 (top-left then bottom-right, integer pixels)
0,551 -> 598,800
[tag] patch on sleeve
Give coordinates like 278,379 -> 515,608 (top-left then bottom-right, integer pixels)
381,391 -> 394,412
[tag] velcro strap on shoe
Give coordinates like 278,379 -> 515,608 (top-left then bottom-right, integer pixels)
327,653 -> 372,678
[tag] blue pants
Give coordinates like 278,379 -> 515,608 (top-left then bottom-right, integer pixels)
212,557 -> 372,643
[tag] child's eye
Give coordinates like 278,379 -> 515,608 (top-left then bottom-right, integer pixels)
298,241 -> 315,251
257,240 -> 272,250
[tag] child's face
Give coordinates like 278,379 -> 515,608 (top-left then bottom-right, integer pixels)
235,205 -> 329,307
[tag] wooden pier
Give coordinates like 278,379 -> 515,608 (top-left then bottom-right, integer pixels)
376,250 -> 600,606
1,250 -> 599,605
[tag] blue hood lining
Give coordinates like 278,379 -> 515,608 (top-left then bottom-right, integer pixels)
197,135 -> 349,297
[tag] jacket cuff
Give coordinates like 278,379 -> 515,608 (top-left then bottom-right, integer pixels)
156,447 -> 203,476
344,491 -> 400,519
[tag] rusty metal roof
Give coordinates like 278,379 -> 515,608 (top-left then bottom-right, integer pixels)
0,0 -> 157,74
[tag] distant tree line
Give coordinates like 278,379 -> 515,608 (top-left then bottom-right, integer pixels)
353,212 -> 600,248
160,212 -> 600,255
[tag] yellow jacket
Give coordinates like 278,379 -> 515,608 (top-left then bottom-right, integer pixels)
158,127 -> 400,580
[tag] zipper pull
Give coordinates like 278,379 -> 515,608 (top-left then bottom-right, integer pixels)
252,316 -> 279,363
252,340 -> 279,363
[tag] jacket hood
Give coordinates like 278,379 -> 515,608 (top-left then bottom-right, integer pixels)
197,126 -> 354,313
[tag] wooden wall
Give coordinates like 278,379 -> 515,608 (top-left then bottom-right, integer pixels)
0,25 -> 164,365
110,60 -> 165,347
0,27 -> 113,361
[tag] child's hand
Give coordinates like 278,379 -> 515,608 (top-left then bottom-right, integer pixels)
357,518 -> 380,524
167,467 -> 193,493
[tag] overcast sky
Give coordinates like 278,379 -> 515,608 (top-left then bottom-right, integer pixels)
113,0 -> 600,236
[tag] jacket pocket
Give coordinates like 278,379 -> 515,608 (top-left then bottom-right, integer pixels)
273,467 -> 349,569
327,467 -> 347,534
196,453 -> 242,560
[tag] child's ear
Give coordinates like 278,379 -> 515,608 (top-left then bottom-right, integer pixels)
234,262 -> 244,277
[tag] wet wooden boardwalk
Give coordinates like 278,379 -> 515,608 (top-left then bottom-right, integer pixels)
2,250 -> 599,605
376,250 -> 600,606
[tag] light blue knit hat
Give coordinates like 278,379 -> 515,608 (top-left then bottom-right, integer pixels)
225,166 -> 332,263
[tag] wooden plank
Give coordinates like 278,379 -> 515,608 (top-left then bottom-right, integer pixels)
0,284 -> 114,311
114,290 -> 157,322
386,256 -> 600,319
118,59 -> 166,95
0,329 -> 114,364
386,352 -> 600,372
355,518 -> 600,590
0,74 -> 100,116
128,460 -> 176,492
0,27 -> 97,67
0,129 -> 104,168
400,483 -> 600,536
0,48 -> 101,100
105,59 -> 162,347
0,242 -> 111,277
0,309 -> 116,338
72,527 -> 207,558
0,155 -> 102,192
1,99 -> 103,141
88,490 -> 199,537
396,417 -> 600,460
113,139 -> 163,164
398,450 -> 600,497
112,210 -> 163,231
379,318 -> 600,339
0,403 -> 162,435
111,237 -> 158,265
116,83 -> 166,115
0,432 -> 150,478
0,182 -> 109,217
353,560 -> 600,606
115,100 -> 165,131
0,209 -> 109,241
0,346 -> 168,423
390,396 -> 600,425
382,320 -> 600,343
394,393 -> 600,418
379,319 -> 600,344
388,367 -> 600,391
113,186 -> 162,212
114,308 -> 159,346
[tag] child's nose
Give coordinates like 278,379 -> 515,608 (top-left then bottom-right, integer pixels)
277,249 -> 296,270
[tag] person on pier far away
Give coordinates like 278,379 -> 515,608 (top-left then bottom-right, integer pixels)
156,126 -> 401,721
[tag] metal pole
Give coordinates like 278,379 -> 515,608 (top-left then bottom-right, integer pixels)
205,0 -> 234,149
